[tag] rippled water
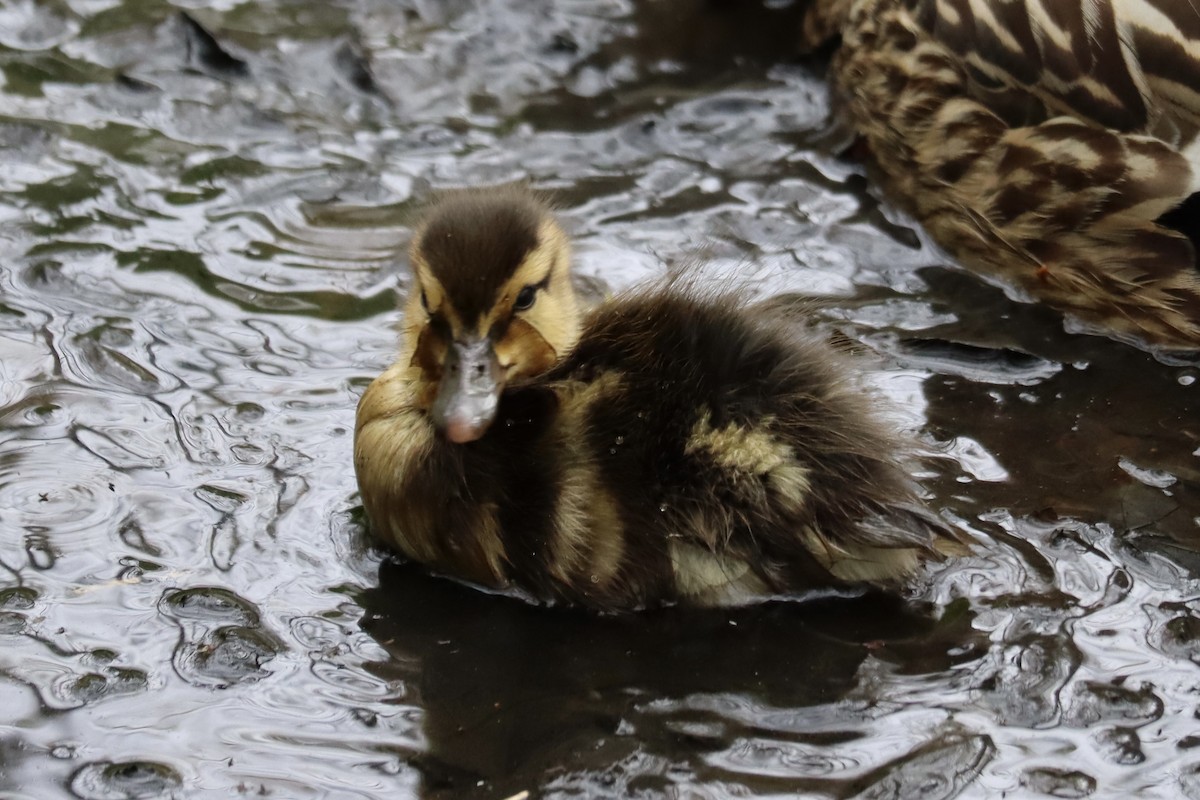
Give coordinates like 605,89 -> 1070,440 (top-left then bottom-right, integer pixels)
1,1 -> 1198,798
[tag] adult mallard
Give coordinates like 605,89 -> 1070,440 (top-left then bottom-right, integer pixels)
353,185 -> 955,610
803,0 -> 1200,348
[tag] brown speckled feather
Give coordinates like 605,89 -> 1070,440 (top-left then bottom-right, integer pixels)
804,0 -> 1200,347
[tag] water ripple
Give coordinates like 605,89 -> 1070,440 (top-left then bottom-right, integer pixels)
1,1 -> 1199,798
0,437 -> 123,541
70,760 -> 183,800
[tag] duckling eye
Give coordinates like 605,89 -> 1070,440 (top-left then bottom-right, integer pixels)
514,285 -> 538,311
419,289 -> 430,311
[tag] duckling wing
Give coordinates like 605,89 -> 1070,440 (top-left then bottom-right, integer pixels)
554,288 -> 949,599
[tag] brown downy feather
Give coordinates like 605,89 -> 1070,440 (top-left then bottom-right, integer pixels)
803,0 -> 1200,348
355,188 -> 962,610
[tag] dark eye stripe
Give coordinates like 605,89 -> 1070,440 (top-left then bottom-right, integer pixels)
484,273 -> 553,341
428,312 -> 452,340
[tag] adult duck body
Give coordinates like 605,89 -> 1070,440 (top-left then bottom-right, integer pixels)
804,0 -> 1200,347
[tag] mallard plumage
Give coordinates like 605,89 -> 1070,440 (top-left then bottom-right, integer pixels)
803,0 -> 1200,347
354,186 -> 950,610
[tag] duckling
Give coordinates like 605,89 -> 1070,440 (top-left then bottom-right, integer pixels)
354,185 -> 951,609
802,0 -> 1200,348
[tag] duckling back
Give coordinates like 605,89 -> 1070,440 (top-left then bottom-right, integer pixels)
542,286 -> 946,605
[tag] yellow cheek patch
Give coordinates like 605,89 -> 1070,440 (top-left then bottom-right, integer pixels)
494,317 -> 559,379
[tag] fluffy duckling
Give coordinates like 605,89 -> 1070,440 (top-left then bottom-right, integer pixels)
803,0 -> 1200,348
354,186 -> 950,609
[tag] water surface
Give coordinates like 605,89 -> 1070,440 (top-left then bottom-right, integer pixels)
1,1 -> 1199,798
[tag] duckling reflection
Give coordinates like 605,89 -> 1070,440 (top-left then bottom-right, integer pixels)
354,185 -> 957,609
359,560 -> 979,797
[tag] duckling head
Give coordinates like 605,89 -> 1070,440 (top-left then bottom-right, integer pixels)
402,186 -> 580,444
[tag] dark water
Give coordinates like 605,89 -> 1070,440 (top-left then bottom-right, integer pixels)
1,1 -> 1198,798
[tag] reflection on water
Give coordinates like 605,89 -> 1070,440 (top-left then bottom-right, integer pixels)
362,562 -> 982,798
0,1 -> 1198,798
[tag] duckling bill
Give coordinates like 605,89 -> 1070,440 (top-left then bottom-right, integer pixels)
354,185 -> 952,609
